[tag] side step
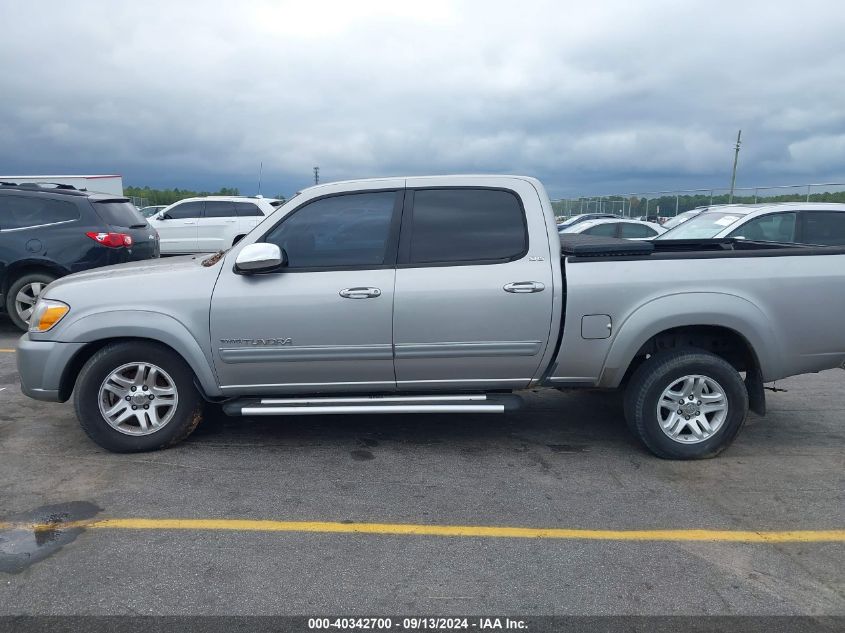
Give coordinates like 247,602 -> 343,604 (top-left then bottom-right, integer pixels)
222,394 -> 522,416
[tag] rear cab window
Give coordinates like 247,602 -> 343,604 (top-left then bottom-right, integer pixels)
92,200 -> 147,228
404,188 -> 527,264
0,195 -> 79,230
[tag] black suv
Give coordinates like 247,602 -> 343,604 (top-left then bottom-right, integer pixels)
0,182 -> 160,330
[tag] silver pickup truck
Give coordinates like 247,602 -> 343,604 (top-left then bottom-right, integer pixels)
16,175 -> 845,459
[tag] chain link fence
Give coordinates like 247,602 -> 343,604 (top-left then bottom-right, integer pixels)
551,182 -> 845,220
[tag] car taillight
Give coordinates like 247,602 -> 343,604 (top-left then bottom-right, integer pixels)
86,232 -> 133,248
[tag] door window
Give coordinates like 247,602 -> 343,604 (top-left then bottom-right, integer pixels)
0,195 -> 79,230
235,202 -> 264,217
264,191 -> 397,268
618,222 -> 657,238
167,201 -> 204,219
728,213 -> 796,243
802,211 -> 845,245
582,222 -> 618,237
407,189 -> 527,264
203,201 -> 236,218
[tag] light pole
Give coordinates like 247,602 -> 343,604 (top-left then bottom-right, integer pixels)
729,130 -> 741,203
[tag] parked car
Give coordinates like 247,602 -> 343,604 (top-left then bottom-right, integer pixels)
150,196 -> 283,254
17,175 -> 845,460
560,218 -> 666,240
557,213 -> 619,230
657,202 -> 845,245
138,205 -> 167,218
0,182 -> 159,330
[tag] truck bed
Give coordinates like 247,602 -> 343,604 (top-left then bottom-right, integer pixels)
550,234 -> 845,389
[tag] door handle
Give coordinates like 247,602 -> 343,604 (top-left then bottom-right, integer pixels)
339,287 -> 382,299
224,219 -> 237,223
182,220 -> 197,224
503,281 -> 545,293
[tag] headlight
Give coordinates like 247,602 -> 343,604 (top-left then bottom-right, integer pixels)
29,299 -> 70,333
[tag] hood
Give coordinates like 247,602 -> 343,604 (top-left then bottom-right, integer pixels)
47,254 -> 209,291
39,254 -> 227,339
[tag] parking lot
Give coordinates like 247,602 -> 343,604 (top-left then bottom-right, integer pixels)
0,318 -> 843,615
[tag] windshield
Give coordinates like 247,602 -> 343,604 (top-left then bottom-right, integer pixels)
657,212 -> 746,240
661,211 -> 699,230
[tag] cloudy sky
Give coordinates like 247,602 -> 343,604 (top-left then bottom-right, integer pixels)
1,0 -> 844,198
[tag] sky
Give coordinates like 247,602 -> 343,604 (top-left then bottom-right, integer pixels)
1,0 -> 844,199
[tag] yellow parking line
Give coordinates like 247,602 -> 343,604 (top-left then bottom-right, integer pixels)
0,348 -> 15,353
0,518 -> 842,543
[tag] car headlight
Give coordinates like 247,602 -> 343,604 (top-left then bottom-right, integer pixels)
29,299 -> 70,333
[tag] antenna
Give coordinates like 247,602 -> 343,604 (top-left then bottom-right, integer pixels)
258,161 -> 263,196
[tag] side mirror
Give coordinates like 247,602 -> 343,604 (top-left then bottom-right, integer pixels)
234,243 -> 286,274
156,212 -> 170,220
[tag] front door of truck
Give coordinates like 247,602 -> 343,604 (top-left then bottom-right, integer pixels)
392,179 -> 556,391
210,186 -> 403,394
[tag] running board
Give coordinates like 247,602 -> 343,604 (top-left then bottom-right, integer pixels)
222,394 -> 522,416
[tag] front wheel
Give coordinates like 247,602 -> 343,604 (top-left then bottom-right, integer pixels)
624,350 -> 749,459
74,341 -> 204,452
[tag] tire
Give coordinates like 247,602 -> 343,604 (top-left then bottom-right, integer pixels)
74,341 -> 204,452
5,272 -> 56,331
623,349 -> 749,459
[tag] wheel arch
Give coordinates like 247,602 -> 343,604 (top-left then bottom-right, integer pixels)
2,261 -> 67,294
599,292 -> 780,389
55,312 -> 221,401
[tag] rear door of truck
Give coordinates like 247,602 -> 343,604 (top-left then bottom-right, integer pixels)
392,177 -> 555,391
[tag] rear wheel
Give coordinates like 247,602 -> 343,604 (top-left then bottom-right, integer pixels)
624,349 -> 748,459
6,272 -> 56,331
74,341 -> 203,452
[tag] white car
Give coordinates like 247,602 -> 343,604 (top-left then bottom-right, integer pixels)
559,218 -> 666,240
656,202 -> 845,245
150,196 -> 283,254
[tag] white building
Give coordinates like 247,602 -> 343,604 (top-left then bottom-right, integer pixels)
0,174 -> 123,196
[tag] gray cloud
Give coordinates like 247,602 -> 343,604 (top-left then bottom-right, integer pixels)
1,0 -> 844,197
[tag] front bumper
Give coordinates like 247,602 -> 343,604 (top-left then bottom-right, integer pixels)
17,335 -> 87,402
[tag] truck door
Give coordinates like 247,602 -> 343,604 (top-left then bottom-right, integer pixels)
209,186 -> 403,394
392,179 -> 555,391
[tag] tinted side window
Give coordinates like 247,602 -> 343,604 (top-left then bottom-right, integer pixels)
408,189 -> 526,264
264,191 -> 396,268
618,223 -> 657,238
204,201 -> 236,218
802,211 -> 845,246
0,195 -> 79,230
235,202 -> 263,217
583,223 -> 618,237
728,213 -> 796,243
167,201 -> 204,219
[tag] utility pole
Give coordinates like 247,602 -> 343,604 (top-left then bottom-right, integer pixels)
257,161 -> 263,196
313,166 -> 320,185
729,130 -> 741,203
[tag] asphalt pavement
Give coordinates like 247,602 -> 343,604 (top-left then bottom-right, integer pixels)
0,320 -> 843,616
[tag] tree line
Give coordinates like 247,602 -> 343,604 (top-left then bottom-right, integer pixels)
125,185 -> 286,206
